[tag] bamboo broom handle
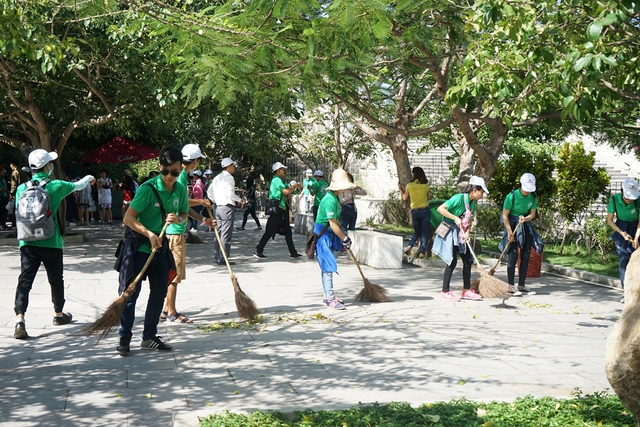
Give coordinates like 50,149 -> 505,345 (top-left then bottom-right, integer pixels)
490,221 -> 523,273
127,221 -> 170,289
347,248 -> 367,281
206,208 -> 235,279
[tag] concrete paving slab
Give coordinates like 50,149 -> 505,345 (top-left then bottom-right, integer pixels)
0,220 -> 627,426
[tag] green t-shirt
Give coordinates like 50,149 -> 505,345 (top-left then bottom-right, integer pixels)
315,190 -> 341,225
302,177 -> 316,196
313,179 -> 329,206
166,169 -> 189,235
444,193 -> 477,218
16,172 -> 76,249
503,189 -> 537,217
406,181 -> 430,209
607,193 -> 640,222
129,174 -> 189,253
269,176 -> 287,209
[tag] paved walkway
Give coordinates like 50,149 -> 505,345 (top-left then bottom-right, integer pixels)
0,217 -> 623,426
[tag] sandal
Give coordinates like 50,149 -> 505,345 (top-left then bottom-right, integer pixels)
404,246 -> 412,255
167,312 -> 193,324
160,310 -> 168,321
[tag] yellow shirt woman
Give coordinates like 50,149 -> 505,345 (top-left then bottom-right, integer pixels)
406,181 -> 430,209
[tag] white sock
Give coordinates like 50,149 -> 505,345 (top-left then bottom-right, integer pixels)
15,317 -> 24,324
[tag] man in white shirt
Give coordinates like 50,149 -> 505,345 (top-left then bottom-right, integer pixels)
207,158 -> 242,265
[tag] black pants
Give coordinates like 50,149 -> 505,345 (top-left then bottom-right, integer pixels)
507,224 -> 534,287
0,195 -> 8,227
241,202 -> 260,228
442,245 -> 473,293
256,207 -> 296,255
15,246 -> 65,315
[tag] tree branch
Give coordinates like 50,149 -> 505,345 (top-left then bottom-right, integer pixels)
601,80 -> 640,102
73,68 -> 115,115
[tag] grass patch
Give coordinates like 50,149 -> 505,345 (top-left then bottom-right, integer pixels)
200,391 -> 635,427
371,223 -> 414,234
482,239 -> 619,278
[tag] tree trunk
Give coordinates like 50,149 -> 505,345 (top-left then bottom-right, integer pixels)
457,142 -> 475,191
333,104 -> 344,169
559,220 -> 569,255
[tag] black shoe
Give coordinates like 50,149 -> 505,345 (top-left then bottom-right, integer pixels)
116,336 -> 131,356
290,253 -> 303,258
253,251 -> 267,259
140,336 -> 172,351
236,227 -> 244,231
53,312 -> 73,325
254,226 -> 262,231
14,321 -> 28,339
216,260 -> 235,265
518,286 -> 536,295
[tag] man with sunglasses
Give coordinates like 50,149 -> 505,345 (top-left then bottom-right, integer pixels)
116,147 -> 189,355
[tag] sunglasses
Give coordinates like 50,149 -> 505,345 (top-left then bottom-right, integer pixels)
160,169 -> 181,177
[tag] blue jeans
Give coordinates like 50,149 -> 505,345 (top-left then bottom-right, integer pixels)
408,208 -> 431,254
119,250 -> 169,341
321,271 -> 335,301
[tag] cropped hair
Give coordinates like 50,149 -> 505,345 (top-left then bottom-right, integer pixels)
158,147 -> 183,167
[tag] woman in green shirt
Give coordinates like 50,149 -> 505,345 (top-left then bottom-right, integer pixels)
607,178 -> 640,303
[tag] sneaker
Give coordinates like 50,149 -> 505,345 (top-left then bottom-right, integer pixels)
324,298 -> 346,310
140,336 -> 172,351
290,253 -> 303,258
116,336 -> 131,356
253,251 -> 267,259
216,260 -> 235,265
440,291 -> 460,302
254,226 -> 262,231
53,312 -> 73,326
236,227 -> 245,231
461,289 -> 483,300
518,286 -> 536,295
508,285 -> 522,296
14,321 -> 28,339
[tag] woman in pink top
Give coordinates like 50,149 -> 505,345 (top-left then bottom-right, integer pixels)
189,170 -> 206,231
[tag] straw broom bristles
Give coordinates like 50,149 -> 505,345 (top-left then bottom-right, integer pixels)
348,248 -> 390,302
82,222 -> 170,341
207,208 -> 260,320
471,222 -> 522,295
466,243 -> 511,299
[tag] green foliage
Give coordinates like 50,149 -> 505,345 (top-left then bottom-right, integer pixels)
556,141 -> 610,223
430,180 -> 458,201
383,191 -> 410,228
489,137 -> 558,211
200,391 -> 636,427
584,215 -> 615,261
476,205 -> 503,239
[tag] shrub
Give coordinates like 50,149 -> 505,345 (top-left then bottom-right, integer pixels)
584,215 -> 615,261
476,205 -> 503,239
383,191 -> 410,227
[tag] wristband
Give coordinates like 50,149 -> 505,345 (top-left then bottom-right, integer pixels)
178,215 -> 183,223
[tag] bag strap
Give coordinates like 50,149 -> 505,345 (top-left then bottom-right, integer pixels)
317,223 -> 330,238
143,182 -> 167,222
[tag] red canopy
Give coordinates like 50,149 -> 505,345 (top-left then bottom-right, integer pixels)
78,137 -> 160,164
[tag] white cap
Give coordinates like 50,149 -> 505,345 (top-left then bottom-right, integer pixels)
21,166 -> 30,173
221,157 -> 236,168
182,144 -> 206,161
305,169 -> 313,175
193,170 -> 202,176
29,149 -> 58,170
272,162 -> 287,172
520,173 -> 536,192
622,178 -> 639,200
290,180 -> 297,187
469,175 -> 489,194
204,169 -> 213,175
313,170 -> 323,177
327,169 -> 356,191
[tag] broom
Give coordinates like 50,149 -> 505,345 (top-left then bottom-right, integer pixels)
349,248 -> 391,302
471,222 -> 522,292
206,208 -> 260,320
466,242 -> 511,299
83,221 -> 170,341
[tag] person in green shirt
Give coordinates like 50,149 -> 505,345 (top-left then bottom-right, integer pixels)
435,175 -> 488,302
254,162 -> 302,259
607,178 -> 640,303
13,149 -> 95,339
399,166 -> 431,258
501,173 -> 539,296
161,143 -> 215,324
310,170 -> 328,220
116,147 -> 189,355
302,169 -> 316,214
314,169 -> 354,310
